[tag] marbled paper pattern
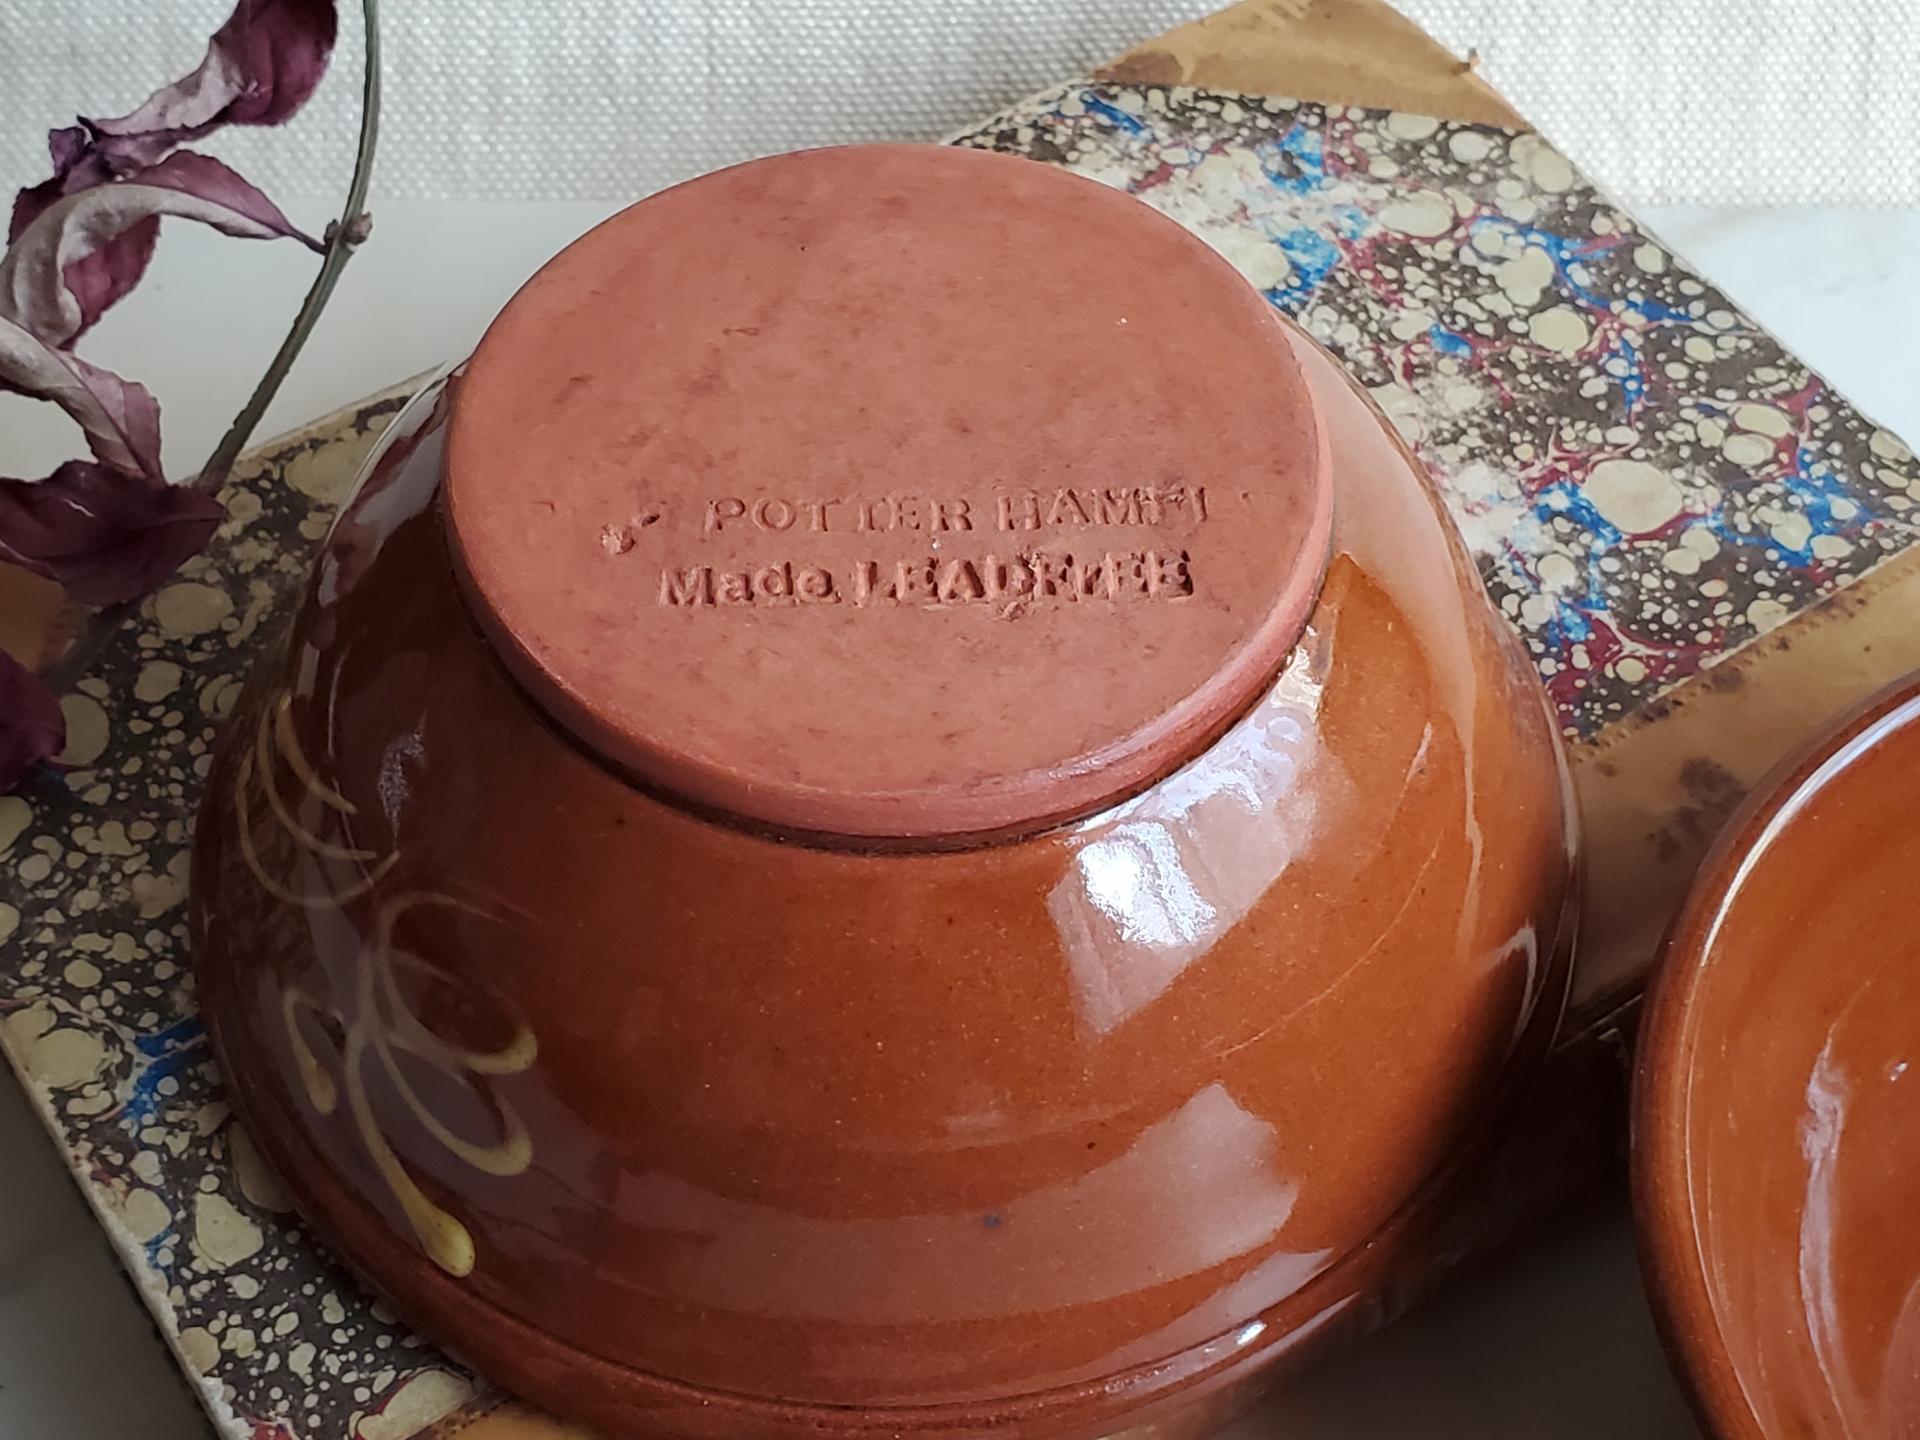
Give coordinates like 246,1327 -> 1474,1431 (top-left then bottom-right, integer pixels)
0,396 -> 489,1439
4,84 -> 1920,1440
957,86 -> 1920,735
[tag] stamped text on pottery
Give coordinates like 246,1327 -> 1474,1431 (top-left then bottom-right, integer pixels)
621,484 -> 1215,610
701,485 -> 1214,535
656,550 -> 1196,610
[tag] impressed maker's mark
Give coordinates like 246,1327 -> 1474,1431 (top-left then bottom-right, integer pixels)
700,484 -> 1212,537
602,485 -> 1223,613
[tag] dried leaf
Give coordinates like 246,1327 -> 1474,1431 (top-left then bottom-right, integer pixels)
0,461 -> 225,607
9,127 -> 173,241
95,0 -> 340,139
0,313 -> 163,479
7,0 -> 339,336
8,134 -> 171,350
0,647 -> 65,792
1,152 -> 320,346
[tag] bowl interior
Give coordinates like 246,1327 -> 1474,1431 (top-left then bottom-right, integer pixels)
1635,674 -> 1920,1439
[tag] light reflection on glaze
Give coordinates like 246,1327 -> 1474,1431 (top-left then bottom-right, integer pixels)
1049,642 -> 1333,1037
1497,923 -> 1543,1047
1766,976 -> 1919,1440
1094,1244 -> 1341,1380
1761,986 -> 1920,1440
1658,685 -> 1920,1440
1795,1039 -> 1861,1439
1695,974 -> 1920,1440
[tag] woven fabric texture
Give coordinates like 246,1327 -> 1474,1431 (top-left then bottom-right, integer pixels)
3,1 -> 1917,206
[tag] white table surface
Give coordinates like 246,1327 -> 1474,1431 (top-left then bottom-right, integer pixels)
5,199 -> 1919,1438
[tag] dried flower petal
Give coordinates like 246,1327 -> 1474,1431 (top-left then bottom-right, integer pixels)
0,314 -> 163,479
0,647 -> 65,792
1,152 -> 320,346
0,461 -> 225,607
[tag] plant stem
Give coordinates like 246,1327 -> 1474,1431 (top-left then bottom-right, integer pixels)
45,0 -> 382,694
197,0 -> 383,490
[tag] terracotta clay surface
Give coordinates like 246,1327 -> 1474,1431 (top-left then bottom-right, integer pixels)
1636,672 -> 1920,1440
446,144 -> 1331,842
192,146 -> 1577,1439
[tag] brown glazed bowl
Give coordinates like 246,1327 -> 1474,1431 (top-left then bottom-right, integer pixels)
192,145 -> 1577,1440
1635,671 -> 1920,1440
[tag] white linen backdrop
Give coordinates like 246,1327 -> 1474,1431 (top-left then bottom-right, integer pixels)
2,0 -> 1917,208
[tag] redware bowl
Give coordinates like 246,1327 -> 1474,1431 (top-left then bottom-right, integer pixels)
1635,671 -> 1920,1440
192,143 -> 1578,1440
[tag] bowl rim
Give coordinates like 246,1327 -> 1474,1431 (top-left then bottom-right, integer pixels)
1630,666 -> 1920,1440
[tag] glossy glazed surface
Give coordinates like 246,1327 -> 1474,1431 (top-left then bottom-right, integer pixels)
446,146 -> 1332,843
1637,674 -> 1920,1440
192,147 -> 1577,1440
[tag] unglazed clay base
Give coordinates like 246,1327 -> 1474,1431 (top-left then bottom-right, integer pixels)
445,144 -> 1333,843
192,145 -> 1578,1439
1636,671 -> 1920,1440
